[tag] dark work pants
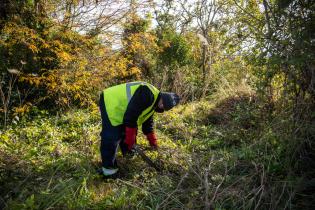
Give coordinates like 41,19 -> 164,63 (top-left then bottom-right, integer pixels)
99,93 -> 128,168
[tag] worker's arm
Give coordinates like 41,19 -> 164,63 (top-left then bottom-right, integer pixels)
123,85 -> 154,150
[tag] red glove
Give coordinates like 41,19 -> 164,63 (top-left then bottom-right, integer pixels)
146,132 -> 158,148
125,127 -> 137,150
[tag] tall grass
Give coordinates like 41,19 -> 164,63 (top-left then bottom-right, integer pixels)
1,91 -> 313,209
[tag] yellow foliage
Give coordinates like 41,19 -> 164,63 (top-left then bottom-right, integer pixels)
19,75 -> 43,87
28,44 -> 39,53
1,21 -> 146,110
13,103 -> 32,115
61,97 -> 68,105
41,42 -> 50,49
2,22 -> 46,55
125,32 -> 159,55
57,51 -> 73,62
129,66 -> 141,75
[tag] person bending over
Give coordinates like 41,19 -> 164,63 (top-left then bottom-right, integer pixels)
99,81 -> 180,178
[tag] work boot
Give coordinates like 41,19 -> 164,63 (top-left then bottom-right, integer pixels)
102,172 -> 119,180
98,167 -> 119,179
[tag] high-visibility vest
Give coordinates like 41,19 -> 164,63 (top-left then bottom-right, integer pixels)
103,81 -> 160,126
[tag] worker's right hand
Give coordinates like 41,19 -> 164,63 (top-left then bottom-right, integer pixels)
124,127 -> 137,150
146,132 -> 158,150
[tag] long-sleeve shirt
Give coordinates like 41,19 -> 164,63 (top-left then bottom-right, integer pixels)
123,85 -> 161,134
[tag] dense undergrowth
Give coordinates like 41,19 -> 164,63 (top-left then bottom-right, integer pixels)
1,93 -> 314,210
1,1 -> 314,209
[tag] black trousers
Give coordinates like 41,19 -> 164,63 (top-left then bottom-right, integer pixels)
99,93 -> 128,168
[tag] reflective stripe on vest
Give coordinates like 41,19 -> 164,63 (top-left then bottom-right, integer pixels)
103,82 -> 160,126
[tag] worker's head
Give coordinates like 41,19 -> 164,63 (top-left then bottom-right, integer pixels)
156,92 -> 180,112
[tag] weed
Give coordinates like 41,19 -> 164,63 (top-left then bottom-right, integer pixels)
1,97 -> 313,209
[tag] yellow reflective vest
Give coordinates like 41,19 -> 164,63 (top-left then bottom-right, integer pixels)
103,82 -> 160,126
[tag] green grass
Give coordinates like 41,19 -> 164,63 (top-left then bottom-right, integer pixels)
0,96 -> 312,209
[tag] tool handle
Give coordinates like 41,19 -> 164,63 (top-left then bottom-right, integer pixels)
133,145 -> 161,171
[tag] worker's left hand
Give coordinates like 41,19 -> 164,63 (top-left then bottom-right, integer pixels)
125,127 -> 137,150
146,132 -> 158,150
120,140 -> 136,157
124,147 -> 136,157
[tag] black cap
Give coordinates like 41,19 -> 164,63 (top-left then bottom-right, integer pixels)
160,92 -> 180,111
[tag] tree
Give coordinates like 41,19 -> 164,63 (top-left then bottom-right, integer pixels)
121,12 -> 159,78
179,0 -> 245,96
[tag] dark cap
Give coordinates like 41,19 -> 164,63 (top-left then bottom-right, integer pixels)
160,92 -> 180,111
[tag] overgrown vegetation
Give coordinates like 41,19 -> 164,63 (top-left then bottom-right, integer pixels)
1,0 -> 314,209
1,93 -> 313,209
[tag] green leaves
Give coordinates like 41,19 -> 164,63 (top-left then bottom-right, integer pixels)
158,30 -> 193,67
